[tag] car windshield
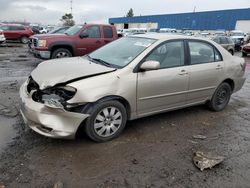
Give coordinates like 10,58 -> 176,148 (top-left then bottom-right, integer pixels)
88,37 -> 156,68
64,25 -> 82,36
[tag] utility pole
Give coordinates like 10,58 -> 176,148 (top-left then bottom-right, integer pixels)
70,0 -> 73,15
193,6 -> 196,13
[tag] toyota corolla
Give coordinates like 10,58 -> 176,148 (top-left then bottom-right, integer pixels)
20,34 -> 246,142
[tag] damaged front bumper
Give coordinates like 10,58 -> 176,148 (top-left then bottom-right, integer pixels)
19,83 -> 89,139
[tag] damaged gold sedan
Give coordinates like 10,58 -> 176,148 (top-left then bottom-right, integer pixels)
20,34 -> 246,142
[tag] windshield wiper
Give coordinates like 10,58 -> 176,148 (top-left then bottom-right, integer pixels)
86,55 -> 112,67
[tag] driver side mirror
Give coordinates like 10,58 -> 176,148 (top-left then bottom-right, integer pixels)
140,60 -> 160,71
79,32 -> 89,39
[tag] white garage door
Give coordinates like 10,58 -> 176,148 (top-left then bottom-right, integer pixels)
235,20 -> 250,33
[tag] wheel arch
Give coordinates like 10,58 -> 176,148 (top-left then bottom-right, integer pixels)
75,95 -> 131,139
49,42 -> 74,56
94,95 -> 131,120
222,78 -> 235,92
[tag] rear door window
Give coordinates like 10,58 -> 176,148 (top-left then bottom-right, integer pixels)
103,26 -> 113,38
188,41 -> 218,64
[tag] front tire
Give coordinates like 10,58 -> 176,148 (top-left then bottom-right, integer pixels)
51,48 -> 72,59
85,100 -> 127,142
20,36 -> 29,44
208,82 -> 232,112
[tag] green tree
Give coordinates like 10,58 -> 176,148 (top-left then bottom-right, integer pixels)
60,13 -> 75,26
126,8 -> 134,17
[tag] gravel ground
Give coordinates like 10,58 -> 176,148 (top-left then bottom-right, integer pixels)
0,43 -> 250,188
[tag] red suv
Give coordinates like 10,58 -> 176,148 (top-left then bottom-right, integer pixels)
0,24 -> 33,44
29,24 -> 118,59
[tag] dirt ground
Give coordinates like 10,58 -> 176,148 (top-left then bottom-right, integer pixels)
0,43 -> 250,188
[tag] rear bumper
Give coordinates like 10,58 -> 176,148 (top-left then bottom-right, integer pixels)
233,76 -> 246,93
20,83 -> 89,139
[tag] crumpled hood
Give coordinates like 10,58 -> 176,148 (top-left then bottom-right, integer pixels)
31,57 -> 116,90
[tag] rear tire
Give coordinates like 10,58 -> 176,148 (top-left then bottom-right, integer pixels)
208,82 -> 232,112
20,36 -> 29,44
228,49 -> 234,55
84,100 -> 127,142
51,48 -> 72,59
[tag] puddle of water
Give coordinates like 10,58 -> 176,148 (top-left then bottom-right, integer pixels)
0,116 -> 17,153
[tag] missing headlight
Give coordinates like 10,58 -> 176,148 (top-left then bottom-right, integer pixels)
32,86 -> 77,109
42,94 -> 64,109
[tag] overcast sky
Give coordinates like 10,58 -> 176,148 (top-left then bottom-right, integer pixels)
0,0 -> 249,25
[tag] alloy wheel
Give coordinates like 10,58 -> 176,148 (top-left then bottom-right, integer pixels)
94,107 -> 123,137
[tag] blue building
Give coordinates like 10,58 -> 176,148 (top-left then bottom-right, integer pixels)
109,8 -> 250,31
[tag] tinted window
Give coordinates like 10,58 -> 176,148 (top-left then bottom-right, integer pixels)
213,37 -> 220,44
220,37 -> 228,44
9,26 -> 25,31
82,26 -> 100,38
145,41 -> 185,68
0,26 -> 9,31
189,41 -> 215,64
103,26 -> 113,38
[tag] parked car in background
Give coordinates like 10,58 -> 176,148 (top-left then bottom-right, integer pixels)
214,30 -> 226,36
48,26 -> 70,34
231,38 -> 242,52
242,42 -> 250,57
31,26 -> 41,34
200,32 -> 210,38
183,30 -> 194,36
0,24 -> 33,43
159,28 -> 177,33
0,30 -> 6,44
148,28 -> 159,33
29,24 -> 118,59
212,36 -> 235,55
229,30 -> 245,44
20,34 -> 246,141
39,26 -> 48,34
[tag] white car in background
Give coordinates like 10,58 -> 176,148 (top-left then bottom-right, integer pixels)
229,30 -> 246,43
0,29 -> 6,44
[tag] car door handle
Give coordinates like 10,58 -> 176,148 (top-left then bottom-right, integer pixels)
179,70 -> 188,75
216,65 -> 223,70
96,40 -> 101,44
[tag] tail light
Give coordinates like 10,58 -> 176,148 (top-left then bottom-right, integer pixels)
0,30 -> 3,35
241,62 -> 247,72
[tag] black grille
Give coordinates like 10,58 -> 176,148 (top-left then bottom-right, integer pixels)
29,38 -> 38,48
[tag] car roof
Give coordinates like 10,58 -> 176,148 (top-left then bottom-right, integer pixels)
2,24 -> 24,26
131,33 -> 209,41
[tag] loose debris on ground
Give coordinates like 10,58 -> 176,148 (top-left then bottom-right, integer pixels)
193,151 -> 225,171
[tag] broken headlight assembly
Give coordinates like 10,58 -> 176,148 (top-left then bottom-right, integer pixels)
32,86 -> 77,109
